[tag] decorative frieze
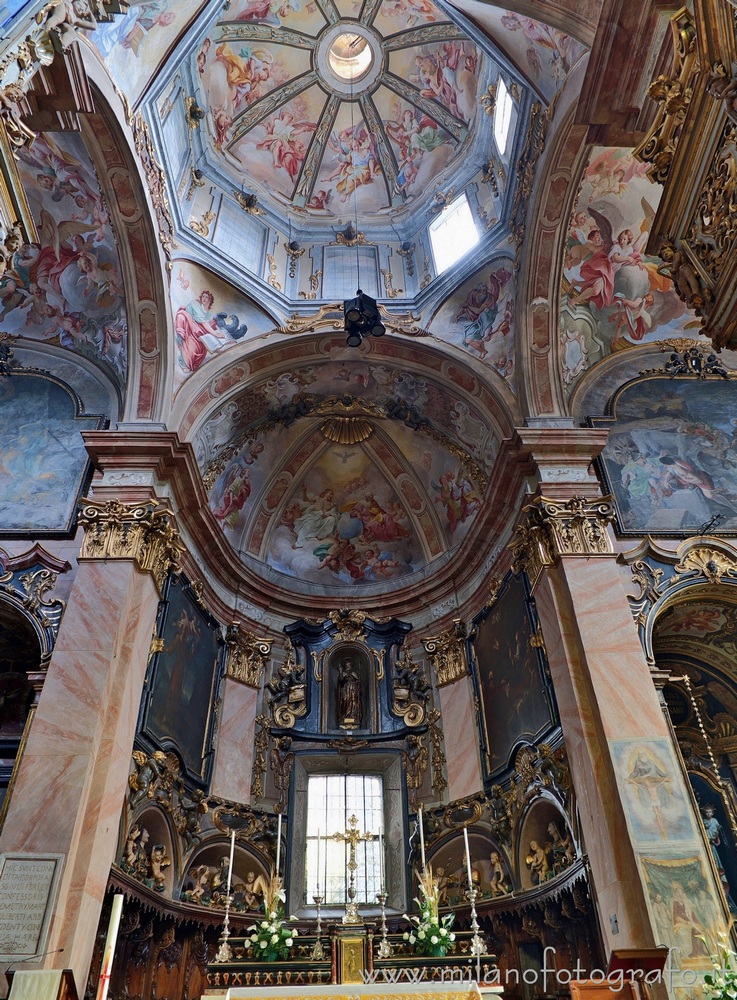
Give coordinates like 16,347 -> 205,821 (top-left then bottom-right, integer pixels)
78,498 -> 184,594
423,620 -> 468,686
225,624 -> 272,689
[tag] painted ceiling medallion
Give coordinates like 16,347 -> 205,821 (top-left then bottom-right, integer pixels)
320,415 -> 374,444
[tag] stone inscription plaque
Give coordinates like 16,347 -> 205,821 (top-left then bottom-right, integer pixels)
0,854 -> 64,963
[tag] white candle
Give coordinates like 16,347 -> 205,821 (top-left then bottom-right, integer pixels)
418,805 -> 426,870
276,812 -> 282,874
227,829 -> 235,896
316,827 -> 321,895
379,831 -> 385,891
95,893 -> 123,1000
463,826 -> 472,887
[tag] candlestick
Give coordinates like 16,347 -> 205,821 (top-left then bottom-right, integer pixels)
276,812 -> 282,874
418,805 -> 426,870
311,894 -> 325,961
379,831 -> 385,891
316,827 -> 321,895
376,891 -> 393,959
463,825 -> 472,887
226,829 -> 235,897
95,893 -> 123,1000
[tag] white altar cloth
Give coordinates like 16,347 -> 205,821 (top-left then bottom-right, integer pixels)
205,981 -> 493,1000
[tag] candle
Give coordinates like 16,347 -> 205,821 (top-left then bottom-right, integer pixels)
227,829 -> 235,896
463,826 -> 472,888
96,893 -> 123,1000
276,812 -> 282,874
316,827 -> 321,895
418,804 -> 426,870
379,831 -> 385,891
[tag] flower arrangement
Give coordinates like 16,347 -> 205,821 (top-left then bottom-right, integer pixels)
403,866 -> 455,958
246,872 -> 298,962
703,934 -> 737,1000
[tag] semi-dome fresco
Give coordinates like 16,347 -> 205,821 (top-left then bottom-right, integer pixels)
197,353 -> 495,587
193,0 -> 489,224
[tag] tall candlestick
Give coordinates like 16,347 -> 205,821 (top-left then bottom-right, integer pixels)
418,805 -> 426,870
227,829 -> 235,896
316,827 -> 321,895
379,831 -> 385,890
463,826 -> 472,887
276,812 -> 282,874
96,893 -> 123,1000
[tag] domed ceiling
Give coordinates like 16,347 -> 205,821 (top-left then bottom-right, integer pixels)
194,0 -> 489,226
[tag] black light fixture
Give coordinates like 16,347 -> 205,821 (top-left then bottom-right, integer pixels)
344,289 -> 386,347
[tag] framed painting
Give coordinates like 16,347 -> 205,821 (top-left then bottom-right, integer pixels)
592,375 -> 737,536
136,573 -> 225,790
0,372 -> 105,536
470,572 -> 557,781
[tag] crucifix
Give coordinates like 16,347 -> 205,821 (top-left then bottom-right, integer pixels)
332,814 -> 372,924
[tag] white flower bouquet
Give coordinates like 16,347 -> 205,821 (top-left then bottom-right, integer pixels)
402,866 -> 455,958
246,872 -> 298,961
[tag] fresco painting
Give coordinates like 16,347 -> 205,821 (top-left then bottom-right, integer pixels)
372,0 -> 443,33
594,378 -> 737,534
560,149 -> 698,391
171,261 -> 273,387
391,40 -> 479,125
230,89 -> 323,196
641,855 -> 722,963
491,11 -> 585,102
429,259 -> 516,384
0,374 -> 103,533
473,575 -> 554,775
227,0 -> 326,34
375,89 -> 453,200
268,446 -> 422,585
612,739 -> 699,844
3,132 -> 127,384
144,575 -> 223,786
90,0 -> 195,102
314,107 -> 389,213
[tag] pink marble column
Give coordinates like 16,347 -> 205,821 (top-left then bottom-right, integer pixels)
0,501 -> 179,996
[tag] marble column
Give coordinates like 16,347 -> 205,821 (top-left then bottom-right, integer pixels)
511,429 -> 730,969
0,498 -> 183,996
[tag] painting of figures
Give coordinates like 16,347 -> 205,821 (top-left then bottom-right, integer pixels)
0,374 -> 104,534
141,575 -> 224,787
473,574 -> 555,776
641,856 -> 723,964
5,132 -> 127,385
612,739 -> 698,843
90,0 -> 195,103
171,261 -> 273,388
594,377 -> 737,534
430,259 -> 516,384
560,148 -> 699,391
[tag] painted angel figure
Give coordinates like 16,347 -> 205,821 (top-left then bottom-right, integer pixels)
256,111 -> 317,181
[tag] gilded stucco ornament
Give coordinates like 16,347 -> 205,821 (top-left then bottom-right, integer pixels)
267,640 -> 306,728
675,545 -> 737,584
250,714 -> 269,799
328,609 -> 367,642
403,733 -> 428,808
225,623 -> 272,689
392,644 -> 430,727
129,749 -> 180,809
132,115 -> 178,260
687,117 -> 737,286
510,495 -> 614,585
427,707 -> 448,797
423,620 -> 469,687
633,8 -> 698,183
79,498 -> 184,594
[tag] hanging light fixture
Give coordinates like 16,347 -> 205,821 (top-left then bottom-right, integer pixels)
342,45 -> 386,348
344,289 -> 385,346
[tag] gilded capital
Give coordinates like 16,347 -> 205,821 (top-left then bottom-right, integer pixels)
423,619 -> 468,686
225,624 -> 273,688
78,498 -> 184,594
511,495 -> 614,584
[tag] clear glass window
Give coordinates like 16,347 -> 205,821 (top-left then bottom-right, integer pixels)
428,193 -> 479,275
494,77 -> 515,156
306,774 -> 384,905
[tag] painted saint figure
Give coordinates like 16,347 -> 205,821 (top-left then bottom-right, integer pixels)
337,656 -> 361,729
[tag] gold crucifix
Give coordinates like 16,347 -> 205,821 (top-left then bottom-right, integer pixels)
332,814 -> 372,924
